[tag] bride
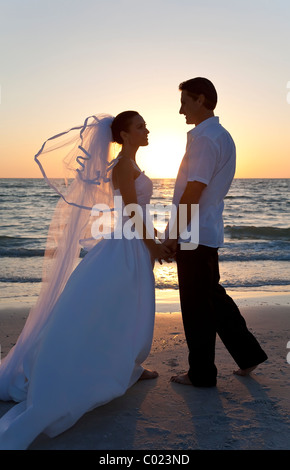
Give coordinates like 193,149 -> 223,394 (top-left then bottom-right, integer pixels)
0,111 -> 171,450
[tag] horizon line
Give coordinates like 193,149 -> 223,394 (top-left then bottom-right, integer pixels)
0,176 -> 290,180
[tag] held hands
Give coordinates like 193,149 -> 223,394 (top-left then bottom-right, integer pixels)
150,239 -> 177,267
162,238 -> 178,259
156,229 -> 178,261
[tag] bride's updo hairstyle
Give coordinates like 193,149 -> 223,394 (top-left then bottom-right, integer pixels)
111,111 -> 139,145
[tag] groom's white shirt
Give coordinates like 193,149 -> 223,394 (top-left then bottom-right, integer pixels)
172,116 -> 236,248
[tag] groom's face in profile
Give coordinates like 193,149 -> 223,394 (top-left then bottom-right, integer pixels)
179,90 -> 202,125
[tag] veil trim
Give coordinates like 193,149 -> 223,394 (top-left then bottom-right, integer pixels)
34,115 -> 117,210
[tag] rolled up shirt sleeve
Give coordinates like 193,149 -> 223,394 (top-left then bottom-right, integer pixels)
187,135 -> 218,185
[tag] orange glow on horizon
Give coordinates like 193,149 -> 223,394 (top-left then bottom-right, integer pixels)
1,121 -> 290,179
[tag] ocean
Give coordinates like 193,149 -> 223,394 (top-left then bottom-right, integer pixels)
0,178 -> 289,305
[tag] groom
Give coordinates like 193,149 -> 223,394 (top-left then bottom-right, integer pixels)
165,77 -> 267,387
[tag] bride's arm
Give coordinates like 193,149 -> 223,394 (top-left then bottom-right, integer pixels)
114,158 -> 171,264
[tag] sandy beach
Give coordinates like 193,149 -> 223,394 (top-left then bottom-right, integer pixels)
0,289 -> 289,451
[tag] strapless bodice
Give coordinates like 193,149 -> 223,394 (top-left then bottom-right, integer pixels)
112,168 -> 154,238
113,170 -> 153,207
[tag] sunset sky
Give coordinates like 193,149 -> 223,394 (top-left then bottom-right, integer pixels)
0,0 -> 289,178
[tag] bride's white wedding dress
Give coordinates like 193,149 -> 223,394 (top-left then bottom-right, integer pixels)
0,168 -> 155,450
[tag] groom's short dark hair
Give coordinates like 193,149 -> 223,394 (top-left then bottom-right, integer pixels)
179,77 -> 218,110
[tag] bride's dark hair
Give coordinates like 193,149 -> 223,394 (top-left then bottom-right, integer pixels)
111,111 -> 139,144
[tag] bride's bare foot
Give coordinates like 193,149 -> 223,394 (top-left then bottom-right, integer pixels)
233,365 -> 257,376
139,369 -> 159,380
170,373 -> 192,385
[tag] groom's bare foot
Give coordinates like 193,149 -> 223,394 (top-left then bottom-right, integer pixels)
139,369 -> 159,380
233,365 -> 257,376
170,373 -> 192,385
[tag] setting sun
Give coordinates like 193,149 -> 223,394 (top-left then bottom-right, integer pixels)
138,132 -> 186,179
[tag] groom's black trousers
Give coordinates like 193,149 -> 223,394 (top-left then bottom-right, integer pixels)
176,244 -> 268,387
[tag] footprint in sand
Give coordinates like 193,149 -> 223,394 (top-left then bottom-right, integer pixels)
167,358 -> 179,368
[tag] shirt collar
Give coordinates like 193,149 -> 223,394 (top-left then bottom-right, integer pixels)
187,116 -> 219,139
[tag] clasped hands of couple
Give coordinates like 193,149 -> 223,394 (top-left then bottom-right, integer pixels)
152,235 -> 177,266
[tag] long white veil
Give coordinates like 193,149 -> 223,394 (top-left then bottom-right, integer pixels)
0,114 -> 120,400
